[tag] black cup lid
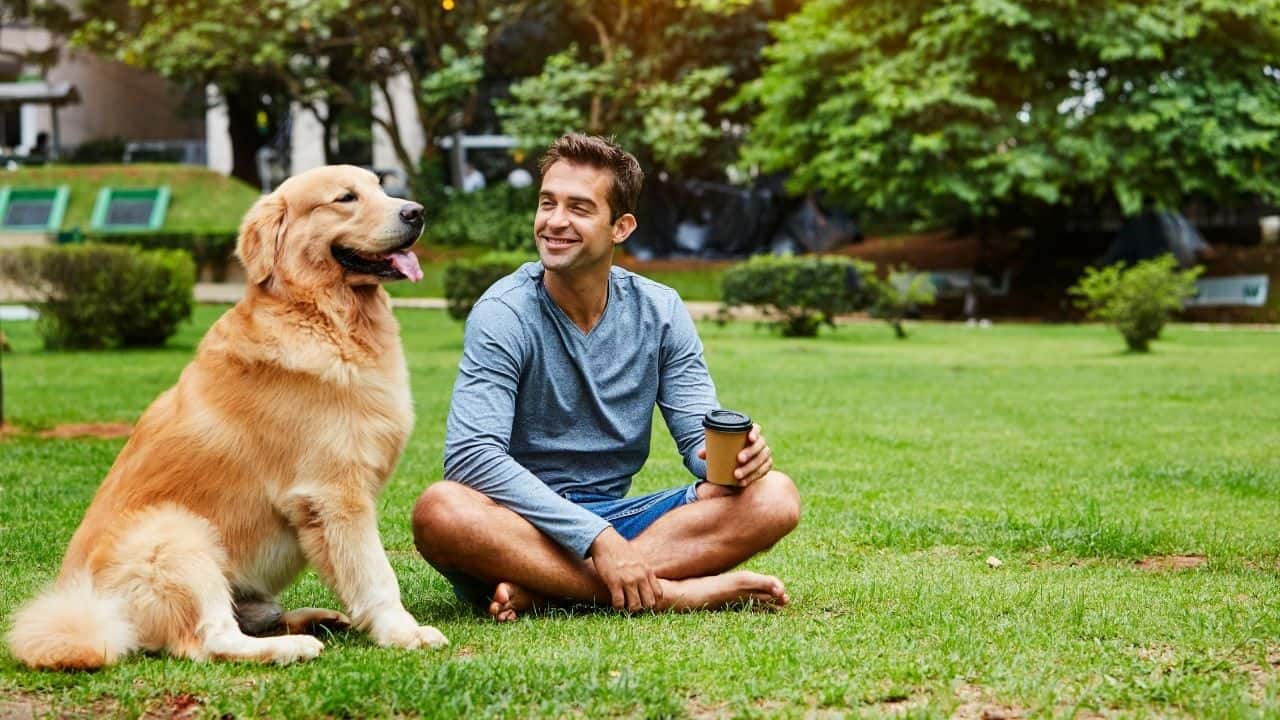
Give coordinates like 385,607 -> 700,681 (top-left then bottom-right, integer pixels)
703,409 -> 752,432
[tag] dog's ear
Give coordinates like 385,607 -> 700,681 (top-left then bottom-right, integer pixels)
236,193 -> 288,286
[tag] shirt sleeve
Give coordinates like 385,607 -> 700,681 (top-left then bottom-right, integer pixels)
656,294 -> 719,479
442,299 -> 611,558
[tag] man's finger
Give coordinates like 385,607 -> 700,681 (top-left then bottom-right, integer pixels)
749,456 -> 774,486
609,580 -> 625,609
624,583 -> 642,613
736,445 -> 772,481
650,571 -> 663,601
738,435 -> 767,465
639,576 -> 656,610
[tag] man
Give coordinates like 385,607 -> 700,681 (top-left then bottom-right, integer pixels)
412,134 -> 800,621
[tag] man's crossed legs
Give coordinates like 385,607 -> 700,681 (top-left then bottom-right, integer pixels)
412,471 -> 801,621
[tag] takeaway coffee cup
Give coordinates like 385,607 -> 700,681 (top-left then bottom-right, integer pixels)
703,409 -> 753,486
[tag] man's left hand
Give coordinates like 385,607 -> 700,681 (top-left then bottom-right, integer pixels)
697,423 -> 773,488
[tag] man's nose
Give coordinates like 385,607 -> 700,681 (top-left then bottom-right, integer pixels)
546,204 -> 571,228
400,203 -> 424,224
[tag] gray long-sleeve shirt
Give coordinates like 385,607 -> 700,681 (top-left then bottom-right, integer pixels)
443,262 -> 717,557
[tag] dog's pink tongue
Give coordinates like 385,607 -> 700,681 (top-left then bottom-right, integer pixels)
388,250 -> 423,282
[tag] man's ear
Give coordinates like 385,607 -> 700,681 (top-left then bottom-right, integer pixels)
612,213 -> 637,245
236,194 -> 287,286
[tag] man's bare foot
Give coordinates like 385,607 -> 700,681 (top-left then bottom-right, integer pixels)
657,571 -> 789,612
488,581 -> 542,622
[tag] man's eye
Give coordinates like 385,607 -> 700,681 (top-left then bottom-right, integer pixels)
337,192 -> 357,203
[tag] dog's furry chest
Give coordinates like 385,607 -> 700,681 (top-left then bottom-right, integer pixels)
293,368 -> 413,483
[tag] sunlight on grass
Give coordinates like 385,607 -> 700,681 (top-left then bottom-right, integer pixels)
1,308 -> 1278,716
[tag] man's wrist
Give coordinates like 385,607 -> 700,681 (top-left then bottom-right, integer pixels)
588,526 -> 623,558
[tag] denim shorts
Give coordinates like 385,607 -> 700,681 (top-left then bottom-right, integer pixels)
441,483 -> 701,608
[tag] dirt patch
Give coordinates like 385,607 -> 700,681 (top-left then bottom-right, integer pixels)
865,691 -> 929,716
38,422 -> 133,439
1238,647 -> 1280,702
951,684 -> 1026,720
142,693 -> 202,720
0,423 -> 22,438
0,690 -> 120,720
0,696 -> 40,720
685,696 -> 844,719
1135,555 -> 1207,571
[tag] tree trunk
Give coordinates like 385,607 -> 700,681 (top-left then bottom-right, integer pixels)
223,84 -> 267,190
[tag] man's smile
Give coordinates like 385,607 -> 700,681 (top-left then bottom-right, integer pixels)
540,235 -> 580,249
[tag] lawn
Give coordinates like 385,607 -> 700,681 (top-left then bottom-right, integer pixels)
1,308 -> 1279,718
2,164 -> 260,233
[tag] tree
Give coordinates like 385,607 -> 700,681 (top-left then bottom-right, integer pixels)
73,0 -> 332,187
738,0 -> 1280,231
497,0 -> 790,176
73,0 -> 528,196
1,1 -> 75,77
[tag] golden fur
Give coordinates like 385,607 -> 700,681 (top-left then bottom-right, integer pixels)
7,166 -> 446,669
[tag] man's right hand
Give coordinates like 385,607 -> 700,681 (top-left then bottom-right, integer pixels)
589,527 -> 662,612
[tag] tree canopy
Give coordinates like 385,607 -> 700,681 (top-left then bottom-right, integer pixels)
738,0 -> 1280,229
498,0 -> 789,176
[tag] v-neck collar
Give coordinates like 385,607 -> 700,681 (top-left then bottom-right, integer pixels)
539,267 -> 614,340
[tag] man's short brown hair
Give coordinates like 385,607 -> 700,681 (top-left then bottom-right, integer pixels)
539,133 -> 644,222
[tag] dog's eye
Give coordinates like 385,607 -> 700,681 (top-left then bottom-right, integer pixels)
336,192 -> 357,203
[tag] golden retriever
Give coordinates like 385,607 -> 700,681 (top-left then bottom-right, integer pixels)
7,165 -> 447,670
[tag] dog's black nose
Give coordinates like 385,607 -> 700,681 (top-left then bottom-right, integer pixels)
400,203 -> 424,224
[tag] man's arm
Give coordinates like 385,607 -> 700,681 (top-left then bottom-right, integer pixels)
656,295 -> 719,478
443,299 -> 610,558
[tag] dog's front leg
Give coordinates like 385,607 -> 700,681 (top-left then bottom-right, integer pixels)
282,488 -> 448,649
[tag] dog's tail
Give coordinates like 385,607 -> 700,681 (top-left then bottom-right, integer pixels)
7,571 -> 137,671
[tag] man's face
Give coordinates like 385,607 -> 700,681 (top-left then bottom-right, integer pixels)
534,161 -> 634,276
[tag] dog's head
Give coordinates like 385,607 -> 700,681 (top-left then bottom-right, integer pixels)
236,165 -> 425,290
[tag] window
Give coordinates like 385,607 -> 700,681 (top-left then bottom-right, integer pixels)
0,186 -> 70,232
89,186 -> 170,231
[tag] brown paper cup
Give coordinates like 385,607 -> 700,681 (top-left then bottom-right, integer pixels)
703,409 -> 752,486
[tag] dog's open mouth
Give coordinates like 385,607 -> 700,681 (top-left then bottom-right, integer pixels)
331,241 -> 424,282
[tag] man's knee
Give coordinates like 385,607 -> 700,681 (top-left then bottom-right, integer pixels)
745,470 -> 801,539
411,481 -> 484,557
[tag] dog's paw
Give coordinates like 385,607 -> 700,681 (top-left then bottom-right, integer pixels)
373,618 -> 449,650
267,634 -> 325,664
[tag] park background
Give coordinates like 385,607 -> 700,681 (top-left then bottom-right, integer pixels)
1,1 -> 1280,717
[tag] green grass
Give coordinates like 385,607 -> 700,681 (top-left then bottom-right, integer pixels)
2,310 -> 1280,717
1,164 -> 260,233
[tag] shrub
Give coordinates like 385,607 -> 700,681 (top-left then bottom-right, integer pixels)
720,255 -> 874,337
67,136 -> 126,164
865,266 -> 937,339
1069,254 -> 1202,352
443,251 -> 535,321
425,184 -> 536,251
86,231 -> 238,280
0,244 -> 194,349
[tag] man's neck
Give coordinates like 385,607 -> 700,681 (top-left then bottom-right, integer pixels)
543,262 -> 612,334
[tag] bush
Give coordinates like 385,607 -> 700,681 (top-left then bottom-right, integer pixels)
425,184 -> 536,251
0,244 -> 194,349
1069,254 -> 1202,352
720,255 -> 874,337
67,136 -> 126,164
86,231 -> 238,280
865,266 -> 937,339
443,251 -> 535,321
